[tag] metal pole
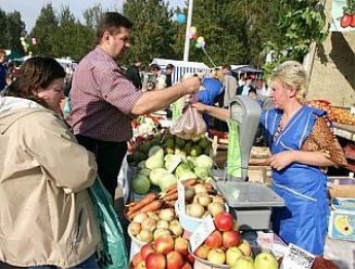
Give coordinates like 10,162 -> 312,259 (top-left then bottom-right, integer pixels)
183,0 -> 194,62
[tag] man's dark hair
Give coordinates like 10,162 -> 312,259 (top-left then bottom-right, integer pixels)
222,64 -> 231,71
96,12 -> 133,44
166,64 -> 175,70
150,64 -> 161,72
248,87 -> 257,95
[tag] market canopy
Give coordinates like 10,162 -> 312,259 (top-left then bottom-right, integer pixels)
5,50 -> 24,61
232,65 -> 263,74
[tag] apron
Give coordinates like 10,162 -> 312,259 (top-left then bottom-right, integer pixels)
261,106 -> 329,255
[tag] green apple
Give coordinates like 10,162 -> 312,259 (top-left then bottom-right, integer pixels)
238,239 -> 252,257
231,256 -> 255,269
254,252 -> 278,269
226,247 -> 244,266
207,248 -> 226,265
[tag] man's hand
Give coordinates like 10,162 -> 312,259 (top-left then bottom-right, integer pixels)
181,77 -> 201,94
191,102 -> 208,113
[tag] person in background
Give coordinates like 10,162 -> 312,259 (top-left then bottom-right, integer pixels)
67,12 -> 201,199
0,49 -> 7,92
150,63 -> 166,90
197,69 -> 224,129
165,63 -> 175,87
191,60 -> 347,255
126,58 -> 143,89
0,57 -> 101,268
237,75 -> 253,96
221,64 -> 238,108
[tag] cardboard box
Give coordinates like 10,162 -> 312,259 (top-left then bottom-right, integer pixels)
328,177 -> 355,198
328,210 -> 355,241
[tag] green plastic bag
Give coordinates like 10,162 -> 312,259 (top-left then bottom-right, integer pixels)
89,178 -> 129,269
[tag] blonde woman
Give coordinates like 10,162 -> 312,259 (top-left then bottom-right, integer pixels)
192,61 -> 347,255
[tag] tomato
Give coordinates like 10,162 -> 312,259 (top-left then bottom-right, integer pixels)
340,14 -> 352,28
351,14 -> 355,27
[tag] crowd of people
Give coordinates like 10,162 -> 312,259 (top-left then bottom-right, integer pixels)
0,10 -> 347,269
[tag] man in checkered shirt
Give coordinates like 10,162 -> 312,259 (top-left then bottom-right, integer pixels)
67,12 -> 201,199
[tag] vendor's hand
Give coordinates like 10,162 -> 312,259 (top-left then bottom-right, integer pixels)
191,102 -> 207,113
181,77 -> 201,94
268,151 -> 295,171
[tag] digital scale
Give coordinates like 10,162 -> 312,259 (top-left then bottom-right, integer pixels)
214,96 -> 285,230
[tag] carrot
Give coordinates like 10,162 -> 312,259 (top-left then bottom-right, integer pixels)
162,192 -> 179,202
164,200 -> 176,208
164,184 -> 178,195
126,193 -> 158,214
127,200 -> 163,219
182,178 -> 199,187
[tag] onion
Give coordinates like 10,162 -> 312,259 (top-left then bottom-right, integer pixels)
147,212 -> 160,221
133,212 -> 148,223
169,221 -> 183,236
137,229 -> 153,243
159,208 -> 175,222
141,217 -> 157,232
156,220 -> 170,230
207,202 -> 226,217
197,193 -> 213,207
153,229 -> 171,240
128,221 -> 141,236
187,203 -> 205,218
194,184 -> 207,194
212,194 -> 225,204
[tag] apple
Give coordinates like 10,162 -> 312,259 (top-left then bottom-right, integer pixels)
133,260 -> 146,269
204,230 -> 223,248
238,239 -> 252,257
231,256 -> 255,269
207,248 -> 226,265
194,244 -> 210,259
154,235 -> 175,254
140,242 -> 156,260
181,262 -> 193,269
254,252 -> 278,269
232,220 -> 240,231
226,247 -> 244,266
166,250 -> 184,269
174,237 -> 189,257
146,253 -> 167,269
186,253 -> 195,265
131,252 -> 144,267
222,230 -> 242,248
214,212 -> 234,231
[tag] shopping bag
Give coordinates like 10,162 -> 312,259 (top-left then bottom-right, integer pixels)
89,178 -> 129,269
170,105 -> 207,139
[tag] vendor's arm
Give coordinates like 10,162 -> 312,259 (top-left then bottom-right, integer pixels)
131,77 -> 201,115
192,102 -> 229,122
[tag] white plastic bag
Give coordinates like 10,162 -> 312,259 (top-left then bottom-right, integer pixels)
170,105 -> 207,139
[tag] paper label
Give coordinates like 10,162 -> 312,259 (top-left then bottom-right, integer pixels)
177,181 -> 185,215
280,244 -> 315,269
189,215 -> 215,253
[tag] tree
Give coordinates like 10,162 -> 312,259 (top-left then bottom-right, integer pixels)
83,4 -> 103,29
0,9 -> 9,48
30,3 -> 58,56
6,11 -> 27,53
123,0 -> 176,64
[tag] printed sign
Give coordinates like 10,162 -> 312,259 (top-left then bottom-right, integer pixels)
177,181 -> 185,215
189,215 -> 215,253
280,244 -> 315,269
331,0 -> 355,32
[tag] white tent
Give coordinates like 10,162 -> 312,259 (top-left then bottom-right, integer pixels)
151,58 -> 210,84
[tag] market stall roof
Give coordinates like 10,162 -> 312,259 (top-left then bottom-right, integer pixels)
232,65 -> 263,73
5,50 -> 24,60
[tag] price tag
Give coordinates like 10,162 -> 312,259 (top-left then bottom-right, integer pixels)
177,181 -> 185,215
280,244 -> 315,269
189,215 -> 215,253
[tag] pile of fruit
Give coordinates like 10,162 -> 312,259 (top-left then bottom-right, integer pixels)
128,132 -> 215,195
193,212 -> 279,269
130,235 -> 194,269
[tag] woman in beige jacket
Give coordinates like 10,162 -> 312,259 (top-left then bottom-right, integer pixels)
0,57 -> 101,268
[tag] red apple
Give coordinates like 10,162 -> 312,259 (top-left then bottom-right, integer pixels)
166,250 -> 184,269
174,237 -> 189,257
133,260 -> 146,269
238,239 -> 252,257
154,235 -> 175,255
194,244 -> 210,259
214,212 -> 234,231
204,230 -> 223,248
222,230 -> 242,248
146,253 -> 166,269
186,253 -> 195,265
181,262 -> 193,269
131,252 -> 144,267
207,248 -> 226,265
140,242 -> 156,260
232,220 -> 240,231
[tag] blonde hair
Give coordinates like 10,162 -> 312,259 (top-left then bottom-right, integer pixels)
210,69 -> 223,82
269,60 -> 307,103
0,49 -> 6,58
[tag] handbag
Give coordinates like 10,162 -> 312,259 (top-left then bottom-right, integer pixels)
89,178 -> 129,269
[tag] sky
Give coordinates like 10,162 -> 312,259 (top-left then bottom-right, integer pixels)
0,0 -> 183,31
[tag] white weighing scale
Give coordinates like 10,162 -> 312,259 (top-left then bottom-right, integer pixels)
215,96 -> 285,230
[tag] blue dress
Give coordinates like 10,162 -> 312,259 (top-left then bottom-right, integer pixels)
261,106 -> 329,255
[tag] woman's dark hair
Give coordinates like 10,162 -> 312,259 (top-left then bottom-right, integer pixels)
96,12 -> 133,44
4,57 -> 65,106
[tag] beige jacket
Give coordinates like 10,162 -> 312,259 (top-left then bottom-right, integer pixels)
0,97 -> 101,268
